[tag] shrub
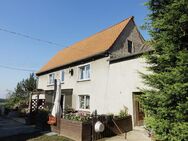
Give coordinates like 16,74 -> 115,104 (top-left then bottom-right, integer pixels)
35,109 -> 51,131
114,106 -> 128,119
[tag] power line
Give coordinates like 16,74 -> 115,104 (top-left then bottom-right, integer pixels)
0,26 -> 106,55
0,64 -> 36,72
0,26 -> 95,54
0,27 -> 63,47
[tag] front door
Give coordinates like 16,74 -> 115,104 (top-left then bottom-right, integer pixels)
133,93 -> 144,126
61,89 -> 73,113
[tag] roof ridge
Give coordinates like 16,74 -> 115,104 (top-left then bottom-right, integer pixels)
94,16 -> 133,36
60,16 -> 133,52
37,16 -> 134,75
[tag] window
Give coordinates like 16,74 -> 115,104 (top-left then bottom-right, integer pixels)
79,95 -> 90,109
128,40 -> 133,53
61,70 -> 64,82
79,64 -> 90,80
48,73 -> 55,85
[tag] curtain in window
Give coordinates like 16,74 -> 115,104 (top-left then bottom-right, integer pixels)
79,96 -> 85,109
79,95 -> 90,109
80,67 -> 84,80
85,65 -> 90,79
61,71 -> 64,81
85,96 -> 90,109
49,74 -> 54,84
79,65 -> 90,80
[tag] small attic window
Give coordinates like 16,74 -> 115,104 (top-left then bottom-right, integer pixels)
128,40 -> 133,53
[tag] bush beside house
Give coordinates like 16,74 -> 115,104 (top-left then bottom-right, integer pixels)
140,0 -> 188,140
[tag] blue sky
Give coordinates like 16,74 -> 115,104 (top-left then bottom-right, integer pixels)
0,0 -> 149,98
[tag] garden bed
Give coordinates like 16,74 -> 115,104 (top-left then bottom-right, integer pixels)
50,107 -> 133,141
58,115 -> 132,141
60,118 -> 91,141
110,115 -> 133,134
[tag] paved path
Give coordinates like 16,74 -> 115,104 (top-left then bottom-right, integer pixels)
98,126 -> 151,141
0,116 -> 38,138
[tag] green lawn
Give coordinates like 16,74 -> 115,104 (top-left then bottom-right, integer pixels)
0,133 -> 73,141
29,135 -> 72,141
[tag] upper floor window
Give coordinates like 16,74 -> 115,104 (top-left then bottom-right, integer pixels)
79,95 -> 90,109
128,40 -> 133,53
78,64 -> 90,80
48,73 -> 55,85
61,70 -> 64,82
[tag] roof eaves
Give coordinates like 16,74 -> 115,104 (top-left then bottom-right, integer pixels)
36,50 -> 108,76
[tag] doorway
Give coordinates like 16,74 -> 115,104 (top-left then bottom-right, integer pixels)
61,89 -> 73,113
60,95 -> 65,113
133,92 -> 144,126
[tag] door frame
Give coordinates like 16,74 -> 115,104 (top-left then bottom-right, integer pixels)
132,92 -> 144,126
60,94 -> 65,113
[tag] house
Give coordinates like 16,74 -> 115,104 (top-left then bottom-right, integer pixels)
36,16 -> 150,126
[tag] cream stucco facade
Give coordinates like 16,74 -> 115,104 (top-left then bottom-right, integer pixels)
37,56 -> 148,125
37,17 -> 150,126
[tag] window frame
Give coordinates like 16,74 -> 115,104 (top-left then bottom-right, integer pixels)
78,95 -> 90,110
78,64 -> 91,81
48,73 -> 55,85
127,40 -> 133,53
60,70 -> 65,83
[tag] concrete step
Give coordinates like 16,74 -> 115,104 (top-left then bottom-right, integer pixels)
97,126 -> 151,141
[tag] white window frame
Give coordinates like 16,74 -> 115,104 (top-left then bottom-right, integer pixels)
48,73 -> 55,85
60,70 -> 65,83
78,95 -> 90,110
78,64 -> 91,81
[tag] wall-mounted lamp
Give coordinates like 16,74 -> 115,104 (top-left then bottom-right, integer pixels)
69,69 -> 74,76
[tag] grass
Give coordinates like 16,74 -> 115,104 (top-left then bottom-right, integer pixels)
0,132 -> 73,141
29,135 -> 72,141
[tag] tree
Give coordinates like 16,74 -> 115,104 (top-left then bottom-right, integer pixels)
140,0 -> 188,140
6,73 -> 37,108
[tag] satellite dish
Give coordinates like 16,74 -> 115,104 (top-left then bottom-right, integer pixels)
95,121 -> 105,132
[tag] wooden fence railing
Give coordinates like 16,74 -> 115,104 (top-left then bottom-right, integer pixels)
91,115 -> 132,141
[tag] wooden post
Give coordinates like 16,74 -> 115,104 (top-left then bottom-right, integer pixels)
29,92 -> 32,113
92,116 -> 96,141
124,132 -> 127,139
52,79 -> 57,103
112,119 -> 124,134
36,92 -> 39,113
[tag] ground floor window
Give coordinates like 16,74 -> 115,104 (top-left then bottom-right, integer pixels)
79,95 -> 90,109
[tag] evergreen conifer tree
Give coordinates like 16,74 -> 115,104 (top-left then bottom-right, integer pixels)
140,0 -> 188,140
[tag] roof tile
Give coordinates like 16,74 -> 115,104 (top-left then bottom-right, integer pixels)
37,17 -> 133,74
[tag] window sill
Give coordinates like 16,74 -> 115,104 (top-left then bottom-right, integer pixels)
77,79 -> 91,82
61,81 -> 64,84
78,109 -> 90,112
47,84 -> 54,87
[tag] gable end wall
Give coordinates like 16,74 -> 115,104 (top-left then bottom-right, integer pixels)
109,20 -> 145,60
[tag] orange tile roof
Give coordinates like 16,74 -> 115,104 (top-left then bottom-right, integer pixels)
37,17 -> 133,75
